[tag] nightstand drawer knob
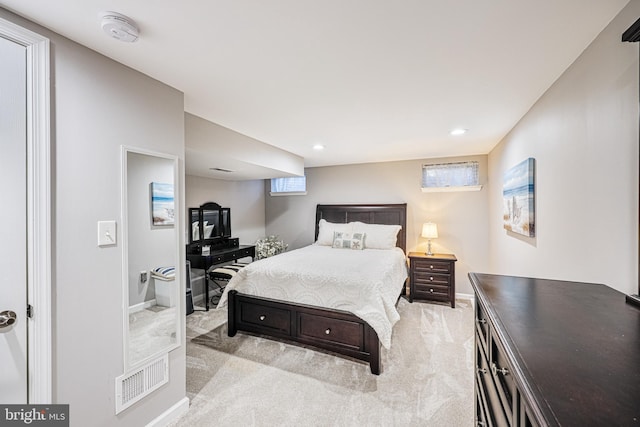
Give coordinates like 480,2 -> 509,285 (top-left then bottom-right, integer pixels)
325,328 -> 331,335
259,315 -> 266,321
429,288 -> 434,293
430,277 -> 434,281
430,265 -> 434,269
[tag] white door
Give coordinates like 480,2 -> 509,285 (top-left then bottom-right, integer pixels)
0,34 -> 28,403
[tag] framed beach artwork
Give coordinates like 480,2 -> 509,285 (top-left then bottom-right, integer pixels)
151,182 -> 175,226
503,158 -> 535,237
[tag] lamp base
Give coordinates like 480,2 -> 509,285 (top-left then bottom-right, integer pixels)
426,240 -> 434,256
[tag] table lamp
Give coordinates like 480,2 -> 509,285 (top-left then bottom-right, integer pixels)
421,222 -> 438,256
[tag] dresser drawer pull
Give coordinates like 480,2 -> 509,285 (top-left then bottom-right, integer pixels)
259,315 -> 266,321
477,318 -> 487,325
430,265 -> 434,269
429,288 -> 434,293
429,276 -> 434,281
325,328 -> 331,335
491,362 -> 509,376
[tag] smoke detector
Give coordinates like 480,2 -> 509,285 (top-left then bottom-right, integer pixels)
101,12 -> 139,43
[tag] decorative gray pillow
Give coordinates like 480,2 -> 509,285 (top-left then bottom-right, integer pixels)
331,231 -> 366,250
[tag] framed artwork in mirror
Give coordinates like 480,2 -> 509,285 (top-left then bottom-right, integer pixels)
151,182 -> 174,226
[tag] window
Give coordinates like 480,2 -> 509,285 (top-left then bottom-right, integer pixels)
270,175 -> 307,196
421,161 -> 482,192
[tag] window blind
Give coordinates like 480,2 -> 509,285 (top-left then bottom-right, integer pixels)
421,161 -> 480,191
270,176 -> 307,195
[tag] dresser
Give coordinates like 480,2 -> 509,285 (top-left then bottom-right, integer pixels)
408,252 -> 456,308
469,273 -> 640,426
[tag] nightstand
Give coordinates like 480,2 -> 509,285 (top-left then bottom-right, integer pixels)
408,252 -> 457,308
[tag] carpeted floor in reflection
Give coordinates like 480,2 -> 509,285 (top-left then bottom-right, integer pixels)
171,297 -> 474,426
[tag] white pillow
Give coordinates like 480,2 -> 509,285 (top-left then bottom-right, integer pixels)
316,219 -> 351,245
351,221 -> 401,249
331,231 -> 366,250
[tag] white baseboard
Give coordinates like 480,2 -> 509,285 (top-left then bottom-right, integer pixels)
456,292 -> 474,302
146,396 -> 189,427
129,299 -> 157,315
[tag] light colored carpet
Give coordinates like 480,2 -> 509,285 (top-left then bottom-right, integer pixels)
172,297 -> 474,426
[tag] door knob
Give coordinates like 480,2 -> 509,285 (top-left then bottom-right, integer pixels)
0,310 -> 17,328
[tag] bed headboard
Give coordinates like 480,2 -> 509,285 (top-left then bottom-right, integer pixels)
315,204 -> 407,252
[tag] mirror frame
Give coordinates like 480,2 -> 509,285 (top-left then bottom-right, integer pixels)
120,145 -> 182,370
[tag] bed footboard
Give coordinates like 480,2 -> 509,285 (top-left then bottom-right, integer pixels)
227,290 -> 381,375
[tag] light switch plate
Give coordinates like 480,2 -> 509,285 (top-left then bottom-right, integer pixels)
98,220 -> 117,246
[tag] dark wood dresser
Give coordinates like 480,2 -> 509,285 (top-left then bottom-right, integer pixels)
408,252 -> 457,307
469,273 -> 640,426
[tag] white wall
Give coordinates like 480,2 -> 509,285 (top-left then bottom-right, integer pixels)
0,8 -> 186,427
265,155 -> 490,295
488,1 -> 639,294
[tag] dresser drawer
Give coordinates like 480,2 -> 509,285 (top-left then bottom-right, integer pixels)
412,260 -> 452,274
239,301 -> 291,335
208,254 -> 224,264
477,343 -> 509,427
490,334 -> 517,423
413,273 -> 451,287
475,300 -> 489,354
238,247 -> 255,258
297,312 -> 364,350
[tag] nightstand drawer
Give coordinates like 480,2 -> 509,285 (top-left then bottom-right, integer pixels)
414,283 -> 450,297
413,273 -> 450,287
412,260 -> 451,274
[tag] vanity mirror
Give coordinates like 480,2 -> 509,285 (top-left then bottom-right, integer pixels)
121,146 -> 181,368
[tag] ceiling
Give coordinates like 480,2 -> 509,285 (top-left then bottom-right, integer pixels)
1,0 -> 630,176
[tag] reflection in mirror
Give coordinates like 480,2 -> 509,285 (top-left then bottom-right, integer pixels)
122,147 -> 180,368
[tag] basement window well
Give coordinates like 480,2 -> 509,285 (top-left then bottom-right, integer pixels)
270,175 -> 307,196
421,161 -> 482,192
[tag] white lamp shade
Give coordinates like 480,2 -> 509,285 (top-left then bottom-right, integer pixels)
421,222 -> 438,239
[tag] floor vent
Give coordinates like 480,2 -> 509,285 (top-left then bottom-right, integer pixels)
115,354 -> 169,414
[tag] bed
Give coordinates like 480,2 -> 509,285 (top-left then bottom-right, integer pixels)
220,203 -> 408,374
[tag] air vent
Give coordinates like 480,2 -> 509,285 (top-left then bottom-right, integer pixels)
209,167 -> 233,173
115,354 -> 169,414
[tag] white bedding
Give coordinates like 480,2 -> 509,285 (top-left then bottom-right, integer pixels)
217,244 -> 408,349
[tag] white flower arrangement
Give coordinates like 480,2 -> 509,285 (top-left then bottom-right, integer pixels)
255,235 -> 288,260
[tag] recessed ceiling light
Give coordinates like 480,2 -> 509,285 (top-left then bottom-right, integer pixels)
450,128 -> 468,136
313,144 -> 325,151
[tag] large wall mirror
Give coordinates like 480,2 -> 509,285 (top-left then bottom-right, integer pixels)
121,146 -> 181,369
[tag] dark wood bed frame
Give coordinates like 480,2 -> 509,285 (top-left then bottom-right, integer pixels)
227,203 -> 407,375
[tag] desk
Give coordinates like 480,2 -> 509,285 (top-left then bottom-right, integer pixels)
187,244 -> 255,310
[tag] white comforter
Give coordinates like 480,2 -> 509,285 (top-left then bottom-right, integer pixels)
217,244 -> 408,349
